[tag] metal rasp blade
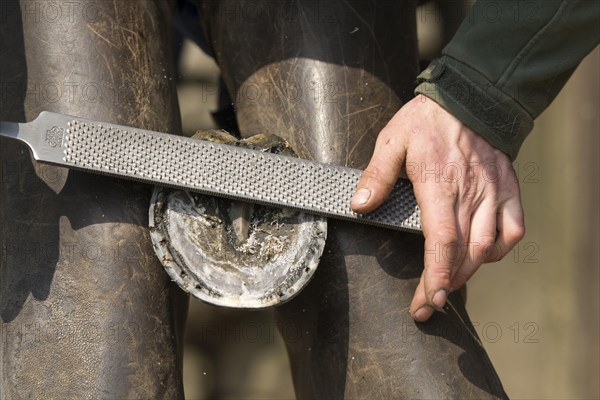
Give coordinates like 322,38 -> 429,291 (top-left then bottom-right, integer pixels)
0,111 -> 421,233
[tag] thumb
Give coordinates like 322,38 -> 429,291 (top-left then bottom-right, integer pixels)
351,126 -> 406,214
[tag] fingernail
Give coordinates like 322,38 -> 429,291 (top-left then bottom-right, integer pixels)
432,289 -> 447,309
351,188 -> 371,205
413,306 -> 433,322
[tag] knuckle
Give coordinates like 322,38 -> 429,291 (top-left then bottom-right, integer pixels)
508,223 -> 526,244
486,243 -> 508,262
490,248 -> 509,262
471,247 -> 488,264
432,226 -> 457,244
452,271 -> 470,288
425,261 -> 453,281
485,181 -> 500,197
361,165 -> 396,188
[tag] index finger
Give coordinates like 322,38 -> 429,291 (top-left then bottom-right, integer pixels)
414,184 -> 460,311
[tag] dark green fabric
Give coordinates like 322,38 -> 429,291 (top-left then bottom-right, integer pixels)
416,0 -> 600,159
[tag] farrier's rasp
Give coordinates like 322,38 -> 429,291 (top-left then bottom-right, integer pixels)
0,111 -> 421,233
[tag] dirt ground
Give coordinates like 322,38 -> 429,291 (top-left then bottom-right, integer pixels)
176,27 -> 600,400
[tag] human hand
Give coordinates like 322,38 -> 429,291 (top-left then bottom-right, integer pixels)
351,94 -> 525,322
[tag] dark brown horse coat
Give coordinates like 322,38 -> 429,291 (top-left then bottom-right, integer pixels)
0,1 -> 506,398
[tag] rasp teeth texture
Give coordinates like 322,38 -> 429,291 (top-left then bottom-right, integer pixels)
63,120 -> 421,232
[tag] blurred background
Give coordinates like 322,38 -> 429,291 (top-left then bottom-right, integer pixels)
175,2 -> 599,399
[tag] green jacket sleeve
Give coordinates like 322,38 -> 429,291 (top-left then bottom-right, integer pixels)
415,0 -> 600,159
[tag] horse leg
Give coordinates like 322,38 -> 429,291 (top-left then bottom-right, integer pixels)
0,1 -> 187,398
196,0 -> 507,398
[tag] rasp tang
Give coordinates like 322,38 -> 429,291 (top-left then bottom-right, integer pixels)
0,111 -> 421,233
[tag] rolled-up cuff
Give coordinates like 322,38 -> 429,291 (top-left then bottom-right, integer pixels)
415,56 -> 534,160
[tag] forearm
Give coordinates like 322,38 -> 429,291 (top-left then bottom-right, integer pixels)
416,0 -> 600,159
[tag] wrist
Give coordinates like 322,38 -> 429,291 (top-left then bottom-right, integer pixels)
415,57 -> 533,160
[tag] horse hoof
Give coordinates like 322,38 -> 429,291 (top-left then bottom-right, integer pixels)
149,130 -> 327,308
